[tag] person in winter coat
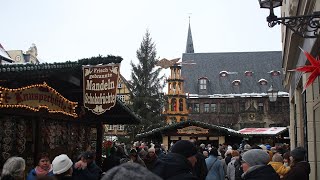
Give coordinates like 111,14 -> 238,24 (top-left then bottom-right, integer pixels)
241,149 -> 280,180
152,140 -> 198,180
128,149 -> 146,167
143,147 -> 158,170
268,153 -> 290,178
205,147 -> 225,180
52,154 -> 73,180
102,147 -> 120,172
227,150 -> 240,180
27,152 -> 54,180
73,151 -> 102,180
1,157 -> 25,180
283,147 -> 310,180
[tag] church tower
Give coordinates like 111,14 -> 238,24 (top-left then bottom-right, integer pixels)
164,64 -> 189,124
185,18 -> 194,53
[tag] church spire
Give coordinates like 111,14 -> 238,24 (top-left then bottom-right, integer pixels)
185,17 -> 194,53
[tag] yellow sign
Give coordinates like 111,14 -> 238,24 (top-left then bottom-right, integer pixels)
177,126 -> 209,134
0,82 -> 78,117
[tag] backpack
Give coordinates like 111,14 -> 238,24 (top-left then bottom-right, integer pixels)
234,158 -> 243,180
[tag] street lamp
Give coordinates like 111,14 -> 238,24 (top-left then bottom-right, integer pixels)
267,85 -> 278,102
258,0 -> 320,38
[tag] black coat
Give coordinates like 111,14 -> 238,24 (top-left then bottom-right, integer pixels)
72,162 -> 102,180
193,152 -> 208,180
102,155 -> 120,172
152,153 -> 198,180
283,161 -> 310,180
242,165 -> 280,180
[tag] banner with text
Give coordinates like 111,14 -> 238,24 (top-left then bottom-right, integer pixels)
83,64 -> 120,115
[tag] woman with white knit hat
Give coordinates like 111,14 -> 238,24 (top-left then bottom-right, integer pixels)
52,154 -> 73,180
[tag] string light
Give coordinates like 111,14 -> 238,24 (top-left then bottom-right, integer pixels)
0,82 -> 78,118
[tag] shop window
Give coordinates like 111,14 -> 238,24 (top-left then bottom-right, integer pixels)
204,103 -> 210,113
211,103 -> 217,112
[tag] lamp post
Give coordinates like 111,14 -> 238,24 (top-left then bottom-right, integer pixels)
258,0 -> 320,38
267,85 -> 278,102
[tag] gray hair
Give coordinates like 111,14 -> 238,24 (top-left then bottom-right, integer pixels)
272,153 -> 283,162
1,157 -> 26,179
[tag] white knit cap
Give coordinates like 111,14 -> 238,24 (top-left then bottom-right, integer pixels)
52,154 -> 73,175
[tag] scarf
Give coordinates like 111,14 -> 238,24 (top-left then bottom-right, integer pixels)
35,165 -> 52,176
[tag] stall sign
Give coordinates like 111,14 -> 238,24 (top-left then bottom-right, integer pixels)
83,64 -> 120,115
177,126 -> 209,134
0,82 -> 78,117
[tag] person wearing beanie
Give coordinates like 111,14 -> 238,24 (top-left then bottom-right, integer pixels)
152,140 -> 198,180
241,149 -> 280,180
73,151 -> 102,180
1,157 -> 25,180
283,147 -> 310,180
101,162 -> 162,180
143,147 -> 158,170
268,153 -> 290,178
128,149 -> 146,167
52,154 -> 73,180
205,147 -> 225,180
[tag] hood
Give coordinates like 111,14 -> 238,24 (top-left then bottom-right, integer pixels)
152,153 -> 193,179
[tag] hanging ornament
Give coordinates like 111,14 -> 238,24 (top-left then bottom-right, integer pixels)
291,48 -> 320,90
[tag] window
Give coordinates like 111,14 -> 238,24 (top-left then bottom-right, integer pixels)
118,83 -> 122,88
179,99 -> 184,111
211,103 -> 217,112
108,125 -> 113,130
245,71 -> 253,76
199,79 -> 207,90
194,103 -> 200,113
239,101 -> 246,112
232,80 -> 241,86
117,95 -> 125,102
258,102 -> 264,113
269,101 -> 282,113
204,104 -> 210,113
220,103 -> 233,113
188,103 -> 200,113
258,79 -> 268,85
227,103 -> 233,113
119,125 -> 124,131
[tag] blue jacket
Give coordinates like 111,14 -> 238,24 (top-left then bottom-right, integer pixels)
26,168 -> 54,180
205,155 -> 225,180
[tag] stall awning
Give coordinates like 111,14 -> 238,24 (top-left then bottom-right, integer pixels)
238,127 -> 287,136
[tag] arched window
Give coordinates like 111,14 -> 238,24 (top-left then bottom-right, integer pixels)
179,99 -> 183,111
171,98 -> 177,111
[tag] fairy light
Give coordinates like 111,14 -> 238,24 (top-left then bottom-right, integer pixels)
0,82 -> 78,118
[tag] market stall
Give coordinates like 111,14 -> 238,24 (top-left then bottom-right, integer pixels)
0,56 -> 141,170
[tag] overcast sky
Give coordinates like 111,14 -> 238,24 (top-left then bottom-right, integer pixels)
1,0 -> 281,82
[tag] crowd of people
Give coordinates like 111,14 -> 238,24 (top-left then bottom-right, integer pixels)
0,140 -> 311,180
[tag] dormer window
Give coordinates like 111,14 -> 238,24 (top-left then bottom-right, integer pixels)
258,79 -> 268,85
199,78 -> 207,90
269,70 -> 281,76
245,71 -> 253,76
219,71 -> 228,77
232,80 -> 241,86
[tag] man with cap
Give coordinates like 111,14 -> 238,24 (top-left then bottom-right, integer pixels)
283,147 -> 310,180
73,151 -> 102,180
152,140 -> 198,180
241,149 -> 280,180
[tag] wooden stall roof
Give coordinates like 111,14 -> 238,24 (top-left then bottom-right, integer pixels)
0,55 -> 141,124
136,120 -> 243,138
